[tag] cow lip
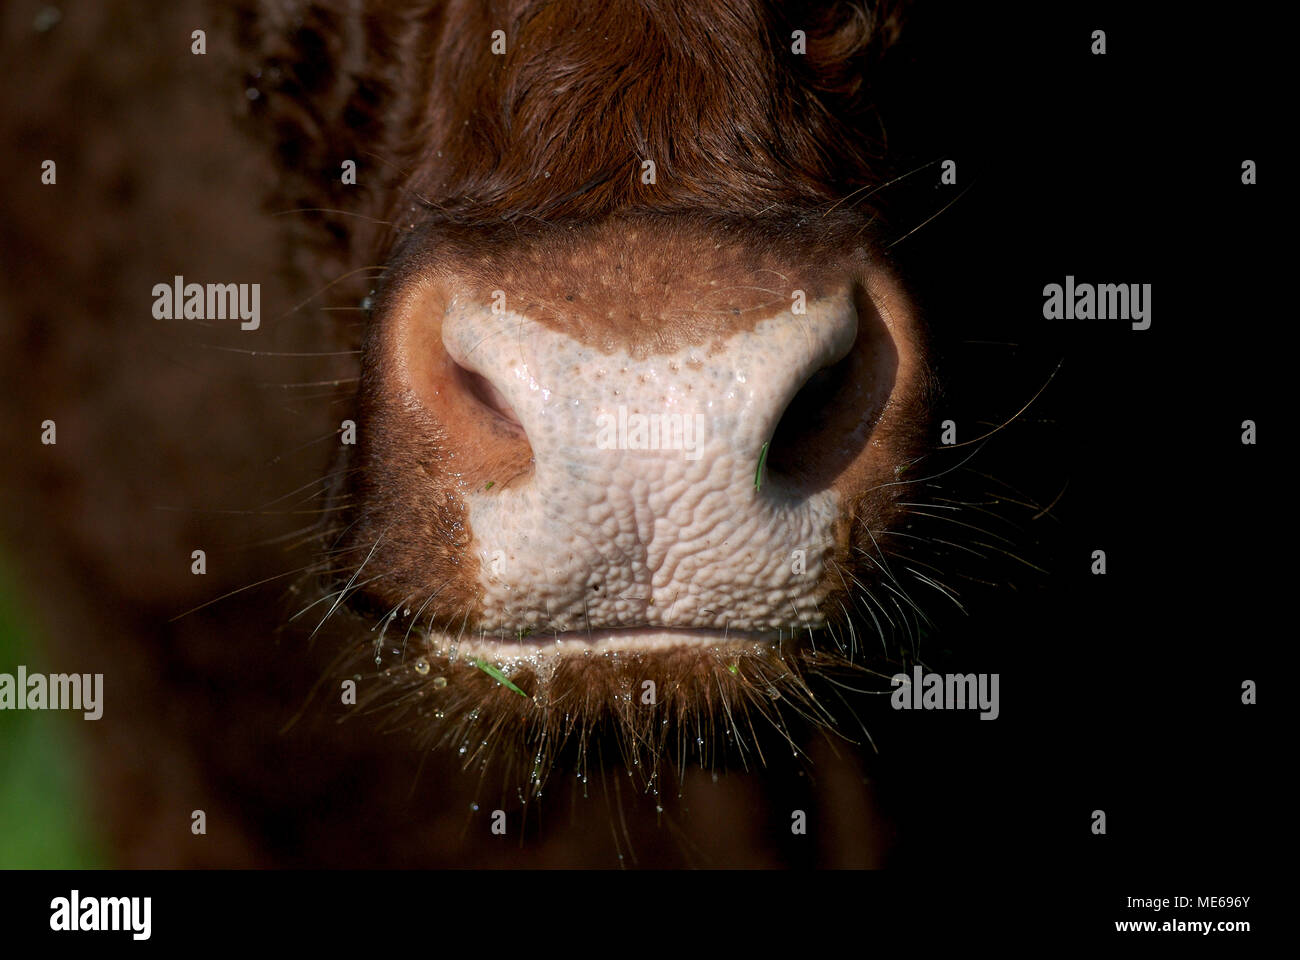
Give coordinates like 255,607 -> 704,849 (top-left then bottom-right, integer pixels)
427,626 -> 790,658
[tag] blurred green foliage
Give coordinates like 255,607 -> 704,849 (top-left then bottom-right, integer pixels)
0,559 -> 103,868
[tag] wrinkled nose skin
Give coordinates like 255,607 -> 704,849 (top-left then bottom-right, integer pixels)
439,290 -> 862,649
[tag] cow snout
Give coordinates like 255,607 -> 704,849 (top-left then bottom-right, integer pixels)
351,228 -> 926,660
438,289 -> 860,648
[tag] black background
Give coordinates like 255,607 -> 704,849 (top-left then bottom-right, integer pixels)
866,0 -> 1281,879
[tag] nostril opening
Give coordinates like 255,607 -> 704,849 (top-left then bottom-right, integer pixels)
766,351 -> 857,481
453,361 -> 523,429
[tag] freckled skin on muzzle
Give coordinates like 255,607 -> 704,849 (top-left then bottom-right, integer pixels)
443,293 -> 857,644
327,218 -> 933,787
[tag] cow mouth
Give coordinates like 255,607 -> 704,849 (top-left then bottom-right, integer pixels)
426,625 -> 795,659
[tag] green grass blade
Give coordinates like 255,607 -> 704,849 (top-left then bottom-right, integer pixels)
470,658 -> 527,697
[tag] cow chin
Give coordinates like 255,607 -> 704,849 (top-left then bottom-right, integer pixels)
311,215 -> 935,790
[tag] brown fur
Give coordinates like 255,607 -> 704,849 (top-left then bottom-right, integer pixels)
231,0 -> 906,256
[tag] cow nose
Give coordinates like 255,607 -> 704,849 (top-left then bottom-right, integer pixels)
439,290 -> 867,643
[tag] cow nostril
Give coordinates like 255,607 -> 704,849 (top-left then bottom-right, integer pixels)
766,351 -> 857,482
453,361 -> 523,428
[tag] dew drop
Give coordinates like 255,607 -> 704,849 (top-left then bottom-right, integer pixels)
413,659 -> 431,676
